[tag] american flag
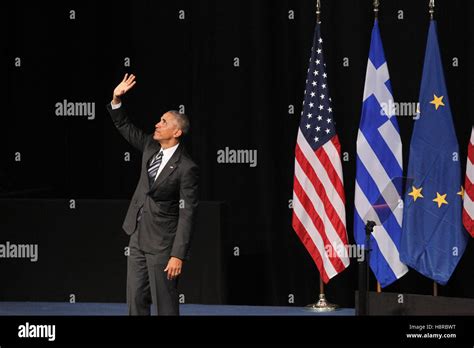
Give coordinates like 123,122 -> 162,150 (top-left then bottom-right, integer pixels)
463,126 -> 474,237
292,23 -> 350,283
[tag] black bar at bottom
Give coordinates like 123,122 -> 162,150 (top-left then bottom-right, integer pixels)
0,315 -> 473,344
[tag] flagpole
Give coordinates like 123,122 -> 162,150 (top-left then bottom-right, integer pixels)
304,0 -> 339,313
305,277 -> 339,312
433,282 -> 438,296
377,282 -> 382,293
429,0 -> 435,20
316,0 -> 321,23
373,0 -> 379,19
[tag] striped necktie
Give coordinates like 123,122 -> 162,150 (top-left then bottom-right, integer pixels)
148,150 -> 163,183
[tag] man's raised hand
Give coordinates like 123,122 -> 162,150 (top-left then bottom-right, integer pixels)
112,73 -> 137,104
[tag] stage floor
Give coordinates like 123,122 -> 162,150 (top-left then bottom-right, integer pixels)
0,302 -> 355,316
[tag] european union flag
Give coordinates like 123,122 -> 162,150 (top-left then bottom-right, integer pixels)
400,20 -> 469,285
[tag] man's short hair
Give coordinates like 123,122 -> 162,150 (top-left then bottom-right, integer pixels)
167,110 -> 190,137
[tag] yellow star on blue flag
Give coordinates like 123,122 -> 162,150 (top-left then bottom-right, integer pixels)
400,20 -> 468,285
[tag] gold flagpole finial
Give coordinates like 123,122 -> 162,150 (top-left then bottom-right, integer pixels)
374,0 -> 380,19
316,0 -> 321,23
429,0 -> 435,19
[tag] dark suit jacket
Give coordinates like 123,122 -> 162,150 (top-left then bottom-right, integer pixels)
107,103 -> 199,262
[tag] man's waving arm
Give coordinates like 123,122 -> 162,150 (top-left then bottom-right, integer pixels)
107,74 -> 148,152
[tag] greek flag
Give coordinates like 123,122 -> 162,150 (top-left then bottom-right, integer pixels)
354,20 -> 408,288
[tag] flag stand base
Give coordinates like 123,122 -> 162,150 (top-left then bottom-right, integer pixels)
305,294 -> 339,312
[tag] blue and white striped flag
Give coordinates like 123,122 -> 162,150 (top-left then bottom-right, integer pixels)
354,20 -> 408,287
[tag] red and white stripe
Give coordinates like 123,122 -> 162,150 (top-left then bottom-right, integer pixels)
292,129 -> 350,283
463,126 -> 474,237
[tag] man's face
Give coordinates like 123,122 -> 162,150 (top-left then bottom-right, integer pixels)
153,112 -> 182,141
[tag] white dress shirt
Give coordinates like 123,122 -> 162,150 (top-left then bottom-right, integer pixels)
111,101 -> 122,110
154,143 -> 179,180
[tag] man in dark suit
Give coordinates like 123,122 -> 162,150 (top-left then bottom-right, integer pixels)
107,73 -> 199,316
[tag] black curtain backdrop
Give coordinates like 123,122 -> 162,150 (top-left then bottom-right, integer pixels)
4,0 -> 474,308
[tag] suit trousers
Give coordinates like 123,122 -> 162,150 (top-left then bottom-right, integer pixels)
126,226 -> 179,316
